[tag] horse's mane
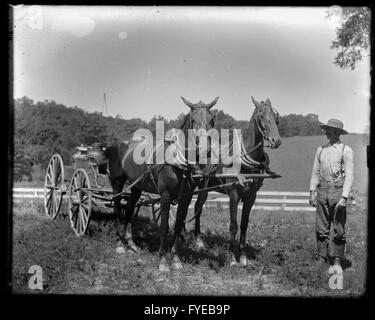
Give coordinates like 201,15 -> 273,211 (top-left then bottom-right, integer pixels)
241,108 -> 258,145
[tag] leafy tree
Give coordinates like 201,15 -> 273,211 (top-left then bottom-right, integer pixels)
329,7 -> 371,70
14,136 -> 33,182
81,113 -> 108,145
13,96 -> 326,180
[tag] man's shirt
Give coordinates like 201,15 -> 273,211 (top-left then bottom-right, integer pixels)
309,140 -> 354,198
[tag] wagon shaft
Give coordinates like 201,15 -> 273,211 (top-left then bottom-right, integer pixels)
191,173 -> 282,179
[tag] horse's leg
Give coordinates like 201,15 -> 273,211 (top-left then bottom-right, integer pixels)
158,190 -> 172,272
229,188 -> 240,266
171,181 -> 194,270
124,187 -> 142,253
194,191 -> 208,250
239,193 -> 256,266
112,177 -> 126,254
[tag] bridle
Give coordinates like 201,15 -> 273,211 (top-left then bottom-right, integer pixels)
183,108 -> 215,151
254,103 -> 280,144
239,103 -> 279,158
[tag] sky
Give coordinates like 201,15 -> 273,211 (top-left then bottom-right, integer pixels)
13,6 -> 371,133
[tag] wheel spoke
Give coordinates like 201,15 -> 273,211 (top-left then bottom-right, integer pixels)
77,207 -> 84,233
45,189 -> 52,197
47,194 -> 53,215
52,158 -> 56,183
74,178 -> 80,199
56,175 -> 62,186
47,190 -> 54,207
56,165 -> 61,183
81,194 -> 89,203
77,174 -> 82,200
74,177 -> 78,190
71,205 -> 79,228
81,203 -> 90,212
83,202 -> 89,217
71,203 -> 78,218
50,192 -> 56,215
53,191 -> 59,213
79,206 -> 87,228
47,170 -> 53,185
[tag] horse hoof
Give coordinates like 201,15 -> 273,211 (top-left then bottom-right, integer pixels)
230,260 -> 238,266
116,246 -> 126,254
159,263 -> 170,272
240,255 -> 248,267
159,257 -> 170,272
172,256 -> 183,270
196,238 -> 206,251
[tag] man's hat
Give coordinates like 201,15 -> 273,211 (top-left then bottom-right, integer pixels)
320,119 -> 348,135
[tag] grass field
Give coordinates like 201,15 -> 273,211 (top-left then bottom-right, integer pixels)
12,134 -> 369,296
264,134 -> 369,195
12,196 -> 367,296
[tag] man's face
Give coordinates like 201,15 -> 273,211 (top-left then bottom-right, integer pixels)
325,128 -> 340,140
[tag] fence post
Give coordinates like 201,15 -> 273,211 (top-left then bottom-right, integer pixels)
282,196 -> 287,210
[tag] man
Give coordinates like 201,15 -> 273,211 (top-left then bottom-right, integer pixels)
309,119 -> 354,268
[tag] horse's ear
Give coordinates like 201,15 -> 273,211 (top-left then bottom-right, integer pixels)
181,97 -> 196,109
266,98 -> 271,105
251,96 -> 261,109
206,96 -> 219,110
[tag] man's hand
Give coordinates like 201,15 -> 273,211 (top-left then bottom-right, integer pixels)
309,190 -> 317,207
335,197 -> 347,209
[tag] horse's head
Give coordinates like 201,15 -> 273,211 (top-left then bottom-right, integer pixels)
181,96 -> 218,156
251,96 -> 281,149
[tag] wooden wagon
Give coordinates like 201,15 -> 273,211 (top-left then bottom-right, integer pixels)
43,143 -> 162,237
44,143 -> 281,237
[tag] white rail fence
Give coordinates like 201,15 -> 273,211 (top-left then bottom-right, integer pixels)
13,188 -> 315,212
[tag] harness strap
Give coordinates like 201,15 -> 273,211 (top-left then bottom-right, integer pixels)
318,144 -> 346,173
147,165 -> 161,195
341,144 -> 346,174
111,172 -> 146,200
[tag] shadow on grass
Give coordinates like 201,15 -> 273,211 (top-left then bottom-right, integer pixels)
130,214 -> 262,269
90,209 -> 260,269
67,206 -> 283,274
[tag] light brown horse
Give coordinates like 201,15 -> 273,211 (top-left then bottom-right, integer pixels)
104,97 -> 218,271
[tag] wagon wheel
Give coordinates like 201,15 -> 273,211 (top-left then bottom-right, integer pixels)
152,203 -> 176,230
44,154 -> 65,219
68,169 -> 92,237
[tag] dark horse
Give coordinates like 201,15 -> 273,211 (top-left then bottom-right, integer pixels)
104,97 -> 218,271
191,96 -> 281,266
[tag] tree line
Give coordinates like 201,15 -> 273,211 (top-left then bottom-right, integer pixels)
14,96 -> 324,181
